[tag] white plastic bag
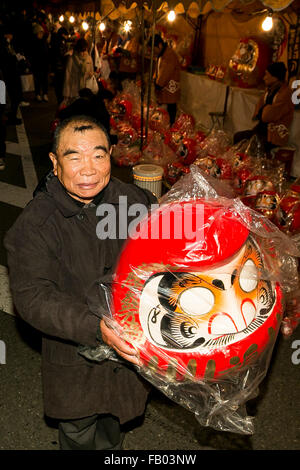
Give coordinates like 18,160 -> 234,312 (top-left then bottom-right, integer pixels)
85,75 -> 99,94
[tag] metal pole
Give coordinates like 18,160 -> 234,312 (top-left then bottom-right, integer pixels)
191,14 -> 203,67
145,3 -> 157,142
140,5 -> 145,152
92,2 -> 96,67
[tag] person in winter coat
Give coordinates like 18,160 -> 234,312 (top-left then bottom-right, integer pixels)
234,62 -> 295,153
63,38 -> 94,103
100,24 -> 120,74
5,115 -> 156,450
150,34 -> 181,125
30,24 -> 50,102
51,26 -> 71,105
117,32 -> 140,82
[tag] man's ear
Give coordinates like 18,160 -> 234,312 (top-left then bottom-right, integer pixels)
49,152 -> 58,176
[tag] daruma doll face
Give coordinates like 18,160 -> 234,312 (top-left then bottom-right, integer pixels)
139,237 -> 275,351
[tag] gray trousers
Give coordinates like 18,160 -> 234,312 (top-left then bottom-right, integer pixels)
59,414 -> 123,450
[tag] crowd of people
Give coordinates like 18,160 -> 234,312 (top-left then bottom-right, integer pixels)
0,10 -> 56,169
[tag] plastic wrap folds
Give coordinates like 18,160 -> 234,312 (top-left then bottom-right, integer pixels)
78,166 -> 300,435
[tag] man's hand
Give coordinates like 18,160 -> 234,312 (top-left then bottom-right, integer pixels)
100,319 -> 140,366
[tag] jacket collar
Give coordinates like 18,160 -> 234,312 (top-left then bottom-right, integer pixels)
44,173 -> 122,218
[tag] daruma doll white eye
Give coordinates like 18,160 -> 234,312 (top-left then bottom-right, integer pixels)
239,259 -> 258,292
179,287 -> 215,316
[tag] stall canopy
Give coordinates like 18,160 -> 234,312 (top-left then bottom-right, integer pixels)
47,0 -> 299,75
106,0 -> 298,13
46,0 -> 300,17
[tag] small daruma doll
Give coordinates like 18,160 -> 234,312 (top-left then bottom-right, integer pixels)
112,199 -> 283,382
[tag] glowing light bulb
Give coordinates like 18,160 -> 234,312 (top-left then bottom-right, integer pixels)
99,22 -> 106,32
262,15 -> 273,31
69,15 -> 75,24
59,15 -> 64,22
124,20 -> 132,33
82,21 -> 89,31
167,10 -> 176,22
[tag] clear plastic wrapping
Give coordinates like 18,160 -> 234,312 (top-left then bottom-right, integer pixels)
111,144 -> 141,167
140,132 -> 177,168
280,232 -> 300,336
196,129 -> 232,160
79,165 -> 299,435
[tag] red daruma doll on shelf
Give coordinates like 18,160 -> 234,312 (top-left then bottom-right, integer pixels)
111,198 -> 284,382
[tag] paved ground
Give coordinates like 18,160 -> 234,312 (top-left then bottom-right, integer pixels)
0,84 -> 299,451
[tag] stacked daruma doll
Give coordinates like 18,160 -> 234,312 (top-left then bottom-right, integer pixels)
111,198 -> 284,382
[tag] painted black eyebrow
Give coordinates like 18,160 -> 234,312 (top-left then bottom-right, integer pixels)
73,124 -> 94,132
62,145 -> 109,157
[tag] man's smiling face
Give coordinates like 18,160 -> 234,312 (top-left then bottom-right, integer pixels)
49,122 -> 111,203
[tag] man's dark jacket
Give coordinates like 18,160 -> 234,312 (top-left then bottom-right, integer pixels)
5,174 -> 157,422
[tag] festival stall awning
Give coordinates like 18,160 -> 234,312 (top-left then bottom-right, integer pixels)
47,0 -> 300,18
106,0 -> 298,12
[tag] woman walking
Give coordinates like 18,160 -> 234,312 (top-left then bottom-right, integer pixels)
63,38 -> 94,104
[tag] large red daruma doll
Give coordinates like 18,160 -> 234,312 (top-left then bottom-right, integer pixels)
112,199 -> 283,382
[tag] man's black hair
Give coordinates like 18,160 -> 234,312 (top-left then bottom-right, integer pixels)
52,115 -> 111,154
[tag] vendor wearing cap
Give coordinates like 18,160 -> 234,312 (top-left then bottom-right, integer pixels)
234,61 -> 295,153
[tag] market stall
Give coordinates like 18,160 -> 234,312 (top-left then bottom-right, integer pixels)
48,0 -> 299,169
180,70 -> 300,176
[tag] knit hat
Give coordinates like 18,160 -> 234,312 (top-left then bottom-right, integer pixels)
266,62 -> 287,81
